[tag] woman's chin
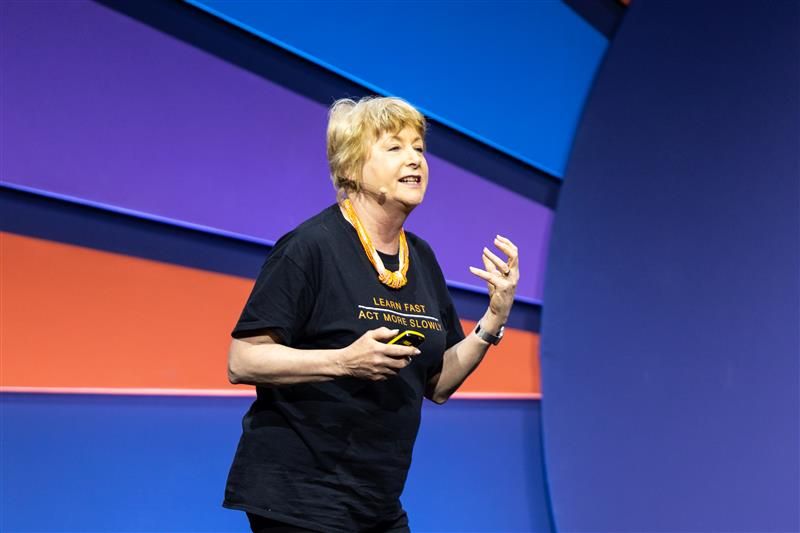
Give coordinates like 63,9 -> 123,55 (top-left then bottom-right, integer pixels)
397,192 -> 425,212
397,186 -> 426,205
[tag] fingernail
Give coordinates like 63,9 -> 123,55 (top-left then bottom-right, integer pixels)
414,349 -> 421,355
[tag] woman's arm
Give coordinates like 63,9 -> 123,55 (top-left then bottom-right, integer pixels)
425,310 -> 505,404
228,327 -> 421,386
426,235 -> 519,404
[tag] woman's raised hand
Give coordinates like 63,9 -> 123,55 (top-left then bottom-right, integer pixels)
468,235 -> 519,324
337,327 -> 420,381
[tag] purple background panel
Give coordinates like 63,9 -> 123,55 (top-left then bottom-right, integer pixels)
410,156 -> 552,301
0,0 -> 550,300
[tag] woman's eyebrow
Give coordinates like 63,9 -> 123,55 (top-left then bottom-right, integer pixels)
387,134 -> 423,143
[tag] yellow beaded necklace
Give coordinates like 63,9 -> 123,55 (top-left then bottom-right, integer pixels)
340,198 -> 409,289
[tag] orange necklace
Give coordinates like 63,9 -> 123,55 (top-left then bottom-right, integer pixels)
340,198 -> 409,289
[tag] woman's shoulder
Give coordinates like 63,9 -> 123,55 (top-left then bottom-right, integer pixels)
292,204 -> 341,237
270,204 -> 342,260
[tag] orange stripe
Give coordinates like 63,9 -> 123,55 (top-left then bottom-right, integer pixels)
457,318 -> 541,395
1,232 -> 540,395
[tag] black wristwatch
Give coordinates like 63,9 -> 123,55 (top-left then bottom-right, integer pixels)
474,321 -> 505,345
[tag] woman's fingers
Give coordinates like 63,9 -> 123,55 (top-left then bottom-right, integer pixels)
495,234 -> 518,251
469,265 -> 493,282
472,235 -> 520,287
494,235 -> 517,253
382,343 -> 420,359
482,252 -> 499,275
483,246 -> 509,274
370,327 -> 400,341
469,265 -> 503,285
493,237 -> 518,259
493,236 -> 519,271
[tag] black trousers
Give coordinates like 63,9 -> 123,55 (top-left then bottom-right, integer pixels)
247,512 -> 411,533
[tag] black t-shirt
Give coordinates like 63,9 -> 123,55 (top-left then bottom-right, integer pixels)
223,204 -> 465,532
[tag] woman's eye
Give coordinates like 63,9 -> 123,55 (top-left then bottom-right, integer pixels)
414,147 -> 424,153
388,146 -> 400,151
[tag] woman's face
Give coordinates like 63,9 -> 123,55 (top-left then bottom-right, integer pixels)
360,126 -> 428,210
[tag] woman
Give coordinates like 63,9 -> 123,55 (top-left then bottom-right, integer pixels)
223,96 -> 519,532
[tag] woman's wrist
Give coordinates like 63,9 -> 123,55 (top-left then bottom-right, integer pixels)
480,310 -> 507,334
328,348 -> 349,378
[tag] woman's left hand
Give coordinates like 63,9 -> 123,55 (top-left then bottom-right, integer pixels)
468,235 -> 519,323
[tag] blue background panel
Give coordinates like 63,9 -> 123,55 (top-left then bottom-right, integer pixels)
1,394 -> 552,532
185,0 -> 607,177
540,1 -> 799,531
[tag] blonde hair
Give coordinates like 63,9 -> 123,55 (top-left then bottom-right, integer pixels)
327,96 -> 427,192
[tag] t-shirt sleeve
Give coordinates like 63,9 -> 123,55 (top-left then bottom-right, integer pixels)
422,241 -> 465,384
416,237 -> 465,349
231,246 -> 316,346
440,288 -> 466,350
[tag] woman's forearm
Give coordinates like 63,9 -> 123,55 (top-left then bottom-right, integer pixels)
427,310 -> 506,403
228,336 -> 344,386
228,327 -> 419,386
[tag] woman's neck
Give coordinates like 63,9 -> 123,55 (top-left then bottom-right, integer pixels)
347,195 -> 408,254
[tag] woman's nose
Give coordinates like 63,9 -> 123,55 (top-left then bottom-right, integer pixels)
407,147 -> 421,166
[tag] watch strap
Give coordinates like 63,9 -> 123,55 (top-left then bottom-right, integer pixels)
475,321 -> 504,345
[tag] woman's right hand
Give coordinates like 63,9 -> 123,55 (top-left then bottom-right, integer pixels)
337,327 -> 421,381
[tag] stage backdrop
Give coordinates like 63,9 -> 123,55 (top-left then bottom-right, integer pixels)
0,0 -> 610,531
541,1 -> 799,531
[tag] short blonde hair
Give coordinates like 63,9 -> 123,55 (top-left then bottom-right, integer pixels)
327,96 -> 427,192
